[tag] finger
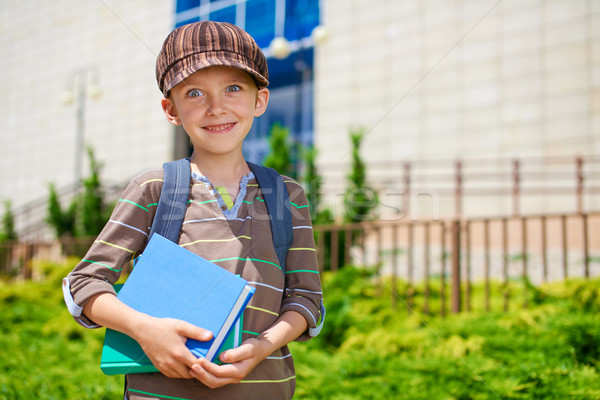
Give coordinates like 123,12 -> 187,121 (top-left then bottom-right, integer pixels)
190,359 -> 237,388
219,342 -> 253,364
170,359 -> 194,379
198,357 -> 232,377
160,364 -> 190,379
170,344 -> 203,370
154,353 -> 194,379
176,321 -> 213,342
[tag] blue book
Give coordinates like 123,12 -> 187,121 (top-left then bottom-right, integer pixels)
100,234 -> 255,375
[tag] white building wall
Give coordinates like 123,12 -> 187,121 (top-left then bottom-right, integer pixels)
315,0 -> 600,218
0,0 -> 175,210
1,0 -> 598,222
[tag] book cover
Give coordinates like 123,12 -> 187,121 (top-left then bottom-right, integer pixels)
100,234 -> 255,375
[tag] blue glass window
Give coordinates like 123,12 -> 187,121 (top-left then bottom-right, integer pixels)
244,0 -> 276,49
177,16 -> 201,27
176,0 -> 200,14
284,0 -> 319,41
209,6 -> 236,25
174,0 -> 319,165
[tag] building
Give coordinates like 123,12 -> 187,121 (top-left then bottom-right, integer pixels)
0,0 -> 175,219
315,0 -> 600,218
0,0 -> 598,237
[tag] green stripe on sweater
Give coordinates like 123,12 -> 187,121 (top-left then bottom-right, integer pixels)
128,389 -> 190,400
118,199 -> 148,212
210,257 -> 281,269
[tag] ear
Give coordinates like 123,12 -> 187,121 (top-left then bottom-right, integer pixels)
161,97 -> 182,126
253,88 -> 270,117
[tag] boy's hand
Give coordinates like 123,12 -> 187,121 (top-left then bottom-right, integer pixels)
190,310 -> 307,388
189,338 -> 268,388
135,316 -> 213,379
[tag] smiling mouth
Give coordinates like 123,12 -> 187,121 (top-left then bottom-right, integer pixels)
204,123 -> 236,133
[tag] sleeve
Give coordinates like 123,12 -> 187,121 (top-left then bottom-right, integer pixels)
62,172 -> 162,328
279,178 -> 325,342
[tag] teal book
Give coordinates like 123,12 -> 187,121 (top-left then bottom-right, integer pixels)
100,234 -> 255,375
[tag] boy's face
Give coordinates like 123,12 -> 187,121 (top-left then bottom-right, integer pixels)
161,66 -> 269,158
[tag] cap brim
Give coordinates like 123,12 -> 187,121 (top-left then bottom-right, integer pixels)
163,53 -> 269,96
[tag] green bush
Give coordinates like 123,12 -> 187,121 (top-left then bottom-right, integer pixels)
344,128 -> 378,223
263,122 -> 295,178
291,267 -> 600,399
0,273 -> 122,399
0,201 -> 17,243
46,147 -> 113,240
2,260 -> 599,399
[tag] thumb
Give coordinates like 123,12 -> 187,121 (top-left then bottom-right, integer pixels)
176,321 -> 213,342
220,341 -> 253,363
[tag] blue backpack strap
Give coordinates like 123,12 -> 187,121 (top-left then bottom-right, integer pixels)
247,162 -> 293,272
248,163 -> 325,337
148,158 -> 191,243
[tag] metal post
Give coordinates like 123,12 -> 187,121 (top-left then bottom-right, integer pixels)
582,213 -> 589,278
541,216 -> 548,282
404,162 -> 411,217
391,225 -> 398,309
484,219 -> 490,311
74,77 -> 86,184
576,156 -> 584,214
455,160 -> 463,218
451,219 -> 461,313
424,222 -> 430,314
330,229 -> 339,272
440,222 -> 447,317
465,220 -> 471,312
521,216 -> 528,308
512,159 -> 520,217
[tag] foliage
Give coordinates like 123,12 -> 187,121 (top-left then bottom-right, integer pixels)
289,269 -> 600,399
0,259 -> 122,399
300,144 -> 345,270
0,201 -> 17,243
344,128 -> 378,223
302,144 -> 322,220
46,183 -> 77,237
76,147 -> 109,236
46,147 -> 111,239
263,122 -> 295,179
2,259 -> 598,399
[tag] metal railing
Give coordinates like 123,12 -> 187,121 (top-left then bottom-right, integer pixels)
8,155 -> 599,242
0,237 -> 95,279
314,211 -> 599,315
1,212 -> 597,315
318,154 -> 600,218
9,181 -> 127,243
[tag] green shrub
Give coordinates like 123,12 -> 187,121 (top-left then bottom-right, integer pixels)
344,128 -> 378,223
0,201 -> 17,243
46,147 -> 112,240
263,122 -> 295,178
2,261 -> 600,399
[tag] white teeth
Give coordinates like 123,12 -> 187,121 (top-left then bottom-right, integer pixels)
206,123 -> 233,132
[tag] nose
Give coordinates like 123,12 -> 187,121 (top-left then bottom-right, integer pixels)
205,95 -> 226,116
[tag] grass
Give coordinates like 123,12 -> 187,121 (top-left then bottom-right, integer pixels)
0,260 -> 599,399
0,259 -> 122,399
291,267 -> 600,399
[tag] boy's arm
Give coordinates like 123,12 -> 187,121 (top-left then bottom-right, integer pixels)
64,174 -> 161,328
189,310 -> 307,388
83,292 -> 213,379
278,179 -> 324,340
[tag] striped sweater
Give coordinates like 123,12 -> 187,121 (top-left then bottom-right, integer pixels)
64,167 -> 323,400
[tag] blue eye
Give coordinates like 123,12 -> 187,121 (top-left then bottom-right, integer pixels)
188,89 -> 202,97
226,85 -> 241,92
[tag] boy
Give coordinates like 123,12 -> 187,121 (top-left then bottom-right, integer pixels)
63,21 -> 323,399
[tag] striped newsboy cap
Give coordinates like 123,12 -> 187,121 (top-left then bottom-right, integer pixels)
156,21 -> 269,96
